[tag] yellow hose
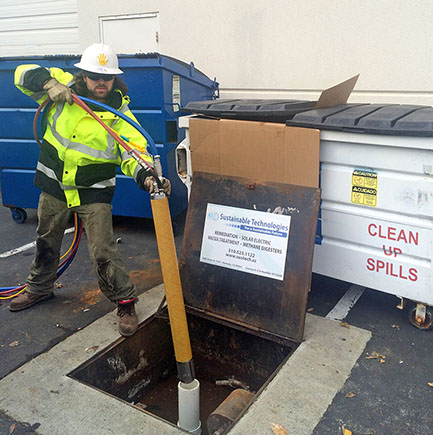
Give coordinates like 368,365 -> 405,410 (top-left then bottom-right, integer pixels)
60,213 -> 79,260
0,287 -> 26,300
151,196 -> 192,363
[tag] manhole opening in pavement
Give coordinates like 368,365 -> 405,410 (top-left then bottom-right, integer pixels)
69,308 -> 297,434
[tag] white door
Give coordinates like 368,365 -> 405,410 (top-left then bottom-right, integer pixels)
99,12 -> 160,54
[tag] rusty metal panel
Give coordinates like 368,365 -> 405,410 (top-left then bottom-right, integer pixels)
69,317 -> 175,404
180,172 -> 321,343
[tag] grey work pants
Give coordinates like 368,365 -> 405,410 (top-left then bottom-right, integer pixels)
26,192 -> 137,303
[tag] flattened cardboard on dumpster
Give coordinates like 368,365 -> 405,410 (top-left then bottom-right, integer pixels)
189,118 -> 320,188
314,74 -> 360,109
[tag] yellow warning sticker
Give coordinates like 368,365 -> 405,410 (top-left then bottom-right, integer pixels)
351,169 -> 378,207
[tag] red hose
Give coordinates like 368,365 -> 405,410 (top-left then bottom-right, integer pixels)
33,98 -> 50,147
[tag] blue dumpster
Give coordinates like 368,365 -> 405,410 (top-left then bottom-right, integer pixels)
0,53 -> 218,222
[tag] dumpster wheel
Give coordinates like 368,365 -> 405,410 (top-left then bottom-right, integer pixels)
10,207 -> 27,224
408,305 -> 432,331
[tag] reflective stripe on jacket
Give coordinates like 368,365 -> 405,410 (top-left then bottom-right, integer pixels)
15,64 -> 153,207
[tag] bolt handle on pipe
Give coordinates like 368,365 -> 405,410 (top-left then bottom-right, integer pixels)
150,155 -> 166,197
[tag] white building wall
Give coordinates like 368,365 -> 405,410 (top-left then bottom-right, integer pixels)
7,0 -> 433,105
0,0 -> 79,56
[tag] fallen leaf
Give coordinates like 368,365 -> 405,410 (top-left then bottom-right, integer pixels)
9,341 -> 19,347
391,324 -> 400,330
366,351 -> 386,360
341,425 -> 352,435
307,307 -> 314,312
55,283 -> 63,288
345,392 -> 356,398
85,345 -> 99,353
270,423 -> 288,435
428,382 -> 433,388
9,423 -> 16,434
340,322 -> 350,329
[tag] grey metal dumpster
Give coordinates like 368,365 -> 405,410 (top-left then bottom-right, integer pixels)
286,103 -> 433,329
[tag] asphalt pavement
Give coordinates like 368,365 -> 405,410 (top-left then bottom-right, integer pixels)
0,196 -> 176,434
0,196 -> 432,435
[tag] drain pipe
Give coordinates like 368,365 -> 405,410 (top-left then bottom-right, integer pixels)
178,379 -> 201,434
151,156 -> 201,434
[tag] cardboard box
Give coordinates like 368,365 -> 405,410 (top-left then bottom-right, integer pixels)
189,118 -> 320,188
186,74 -> 362,188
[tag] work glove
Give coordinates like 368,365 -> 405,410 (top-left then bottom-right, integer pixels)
43,78 -> 73,105
136,167 -> 171,197
143,176 -> 171,197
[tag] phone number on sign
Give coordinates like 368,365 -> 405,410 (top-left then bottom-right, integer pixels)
226,248 -> 257,262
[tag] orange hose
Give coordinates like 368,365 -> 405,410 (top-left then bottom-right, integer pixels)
151,197 -> 193,363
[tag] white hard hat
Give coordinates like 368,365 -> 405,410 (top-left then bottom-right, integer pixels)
74,43 -> 123,75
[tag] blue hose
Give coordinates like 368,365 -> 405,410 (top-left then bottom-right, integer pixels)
78,96 -> 158,156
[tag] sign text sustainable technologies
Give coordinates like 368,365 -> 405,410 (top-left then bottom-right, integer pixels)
200,203 -> 291,281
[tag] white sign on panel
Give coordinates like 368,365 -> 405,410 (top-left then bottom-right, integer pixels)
200,203 -> 291,281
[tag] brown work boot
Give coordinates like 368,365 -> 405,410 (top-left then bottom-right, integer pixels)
117,300 -> 138,336
9,290 -> 54,312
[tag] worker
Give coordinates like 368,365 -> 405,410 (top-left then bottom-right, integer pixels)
9,43 -> 170,337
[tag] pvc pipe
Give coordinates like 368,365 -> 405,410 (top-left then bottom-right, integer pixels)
178,379 -> 201,434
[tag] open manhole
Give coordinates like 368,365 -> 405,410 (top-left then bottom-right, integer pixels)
69,308 -> 296,434
70,173 -> 320,433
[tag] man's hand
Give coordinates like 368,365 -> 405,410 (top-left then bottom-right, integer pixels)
136,167 -> 171,197
43,78 -> 73,105
143,176 -> 171,197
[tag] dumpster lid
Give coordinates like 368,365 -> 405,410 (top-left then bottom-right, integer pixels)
286,103 -> 433,137
182,99 -> 316,122
0,53 -> 216,89
179,172 -> 320,344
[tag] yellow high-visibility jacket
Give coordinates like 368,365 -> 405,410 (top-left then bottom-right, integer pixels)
15,64 -> 153,208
